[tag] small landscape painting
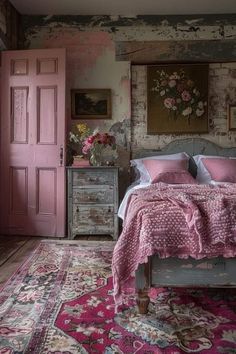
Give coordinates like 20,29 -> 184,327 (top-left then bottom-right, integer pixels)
71,89 -> 111,119
147,63 -> 209,134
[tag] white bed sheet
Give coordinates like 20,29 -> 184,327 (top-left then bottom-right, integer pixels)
118,182 -> 150,220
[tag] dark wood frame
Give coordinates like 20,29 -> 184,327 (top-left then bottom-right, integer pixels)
147,63 -> 209,134
71,88 -> 112,120
228,104 -> 236,131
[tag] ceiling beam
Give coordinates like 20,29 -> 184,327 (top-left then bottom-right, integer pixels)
115,39 -> 236,63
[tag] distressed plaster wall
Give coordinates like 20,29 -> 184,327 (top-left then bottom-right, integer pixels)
24,26 -> 131,177
22,15 -> 236,183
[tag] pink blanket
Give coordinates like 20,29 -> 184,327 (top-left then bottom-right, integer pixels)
112,183 -> 236,308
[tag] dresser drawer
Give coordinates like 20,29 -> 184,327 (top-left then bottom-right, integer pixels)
72,205 -> 114,233
67,167 -> 119,240
72,170 -> 114,187
72,187 -> 114,204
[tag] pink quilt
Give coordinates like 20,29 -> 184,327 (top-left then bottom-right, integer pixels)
112,183 -> 236,308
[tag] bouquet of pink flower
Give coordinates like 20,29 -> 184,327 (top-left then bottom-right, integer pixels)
82,131 -> 117,166
82,132 -> 116,154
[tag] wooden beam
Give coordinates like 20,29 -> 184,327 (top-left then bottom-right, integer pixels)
115,39 -> 236,63
0,28 -> 7,49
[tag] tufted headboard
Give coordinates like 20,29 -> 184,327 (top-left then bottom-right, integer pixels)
132,138 -> 236,178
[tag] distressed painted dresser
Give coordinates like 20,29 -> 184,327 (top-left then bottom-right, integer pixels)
67,166 -> 119,240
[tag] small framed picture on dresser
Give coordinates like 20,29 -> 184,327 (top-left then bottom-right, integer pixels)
228,104 -> 236,131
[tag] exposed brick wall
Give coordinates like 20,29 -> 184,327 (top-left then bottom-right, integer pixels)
131,63 -> 236,155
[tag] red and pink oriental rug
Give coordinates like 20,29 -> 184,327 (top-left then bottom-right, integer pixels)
0,241 -> 235,353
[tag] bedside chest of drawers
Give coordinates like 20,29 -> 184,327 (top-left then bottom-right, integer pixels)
67,166 -> 119,240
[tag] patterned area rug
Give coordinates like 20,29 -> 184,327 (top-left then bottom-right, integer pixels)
0,241 -> 235,354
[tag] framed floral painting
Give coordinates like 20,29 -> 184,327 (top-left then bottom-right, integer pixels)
147,64 -> 209,134
228,104 -> 236,131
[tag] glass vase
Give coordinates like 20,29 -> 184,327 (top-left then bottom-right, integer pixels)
90,151 -> 101,166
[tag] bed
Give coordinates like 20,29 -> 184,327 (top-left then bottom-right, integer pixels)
112,138 -> 236,314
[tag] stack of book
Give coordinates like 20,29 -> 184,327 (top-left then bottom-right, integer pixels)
72,155 -> 90,167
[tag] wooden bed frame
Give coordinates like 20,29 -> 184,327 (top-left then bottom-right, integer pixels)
133,138 -> 236,314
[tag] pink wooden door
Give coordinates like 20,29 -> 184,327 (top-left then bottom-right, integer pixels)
0,48 -> 66,237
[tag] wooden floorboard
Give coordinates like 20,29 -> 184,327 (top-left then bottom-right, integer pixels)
0,238 -> 41,287
0,237 -> 29,266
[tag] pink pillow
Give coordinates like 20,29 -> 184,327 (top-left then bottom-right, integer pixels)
142,159 -> 188,183
152,171 -> 197,184
202,158 -> 236,182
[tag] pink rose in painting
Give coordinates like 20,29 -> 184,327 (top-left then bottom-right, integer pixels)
168,79 -> 176,88
181,90 -> 191,101
164,97 -> 176,109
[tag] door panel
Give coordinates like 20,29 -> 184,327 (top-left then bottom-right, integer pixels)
11,87 -> 29,143
11,58 -> 29,75
37,86 -> 57,144
1,48 -> 66,237
36,168 -> 56,215
10,167 -> 28,215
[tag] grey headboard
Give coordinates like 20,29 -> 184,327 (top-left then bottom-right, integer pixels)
132,138 -> 236,177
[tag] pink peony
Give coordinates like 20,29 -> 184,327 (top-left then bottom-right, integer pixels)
82,132 -> 116,154
164,97 -> 176,109
181,90 -> 191,102
168,79 -> 176,88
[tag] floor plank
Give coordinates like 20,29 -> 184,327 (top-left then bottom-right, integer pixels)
0,236 -> 30,266
0,238 -> 41,287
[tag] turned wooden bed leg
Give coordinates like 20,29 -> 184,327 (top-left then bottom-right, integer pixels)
135,257 -> 151,314
136,288 -> 150,314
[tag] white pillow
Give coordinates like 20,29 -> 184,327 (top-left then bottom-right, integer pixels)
131,152 -> 189,183
193,155 -> 233,184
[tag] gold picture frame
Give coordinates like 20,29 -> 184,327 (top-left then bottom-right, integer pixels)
228,104 -> 236,131
147,63 -> 209,134
71,89 -> 112,120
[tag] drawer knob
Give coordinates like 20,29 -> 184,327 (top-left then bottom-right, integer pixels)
76,207 -> 79,213
108,207 -> 111,213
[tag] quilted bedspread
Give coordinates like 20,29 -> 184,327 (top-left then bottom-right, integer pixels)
112,183 -> 236,307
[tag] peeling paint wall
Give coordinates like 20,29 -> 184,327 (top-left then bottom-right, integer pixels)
30,28 -> 131,143
23,23 -> 132,192
22,14 -> 236,183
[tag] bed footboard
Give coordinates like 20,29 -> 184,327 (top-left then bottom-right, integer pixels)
135,256 -> 236,314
